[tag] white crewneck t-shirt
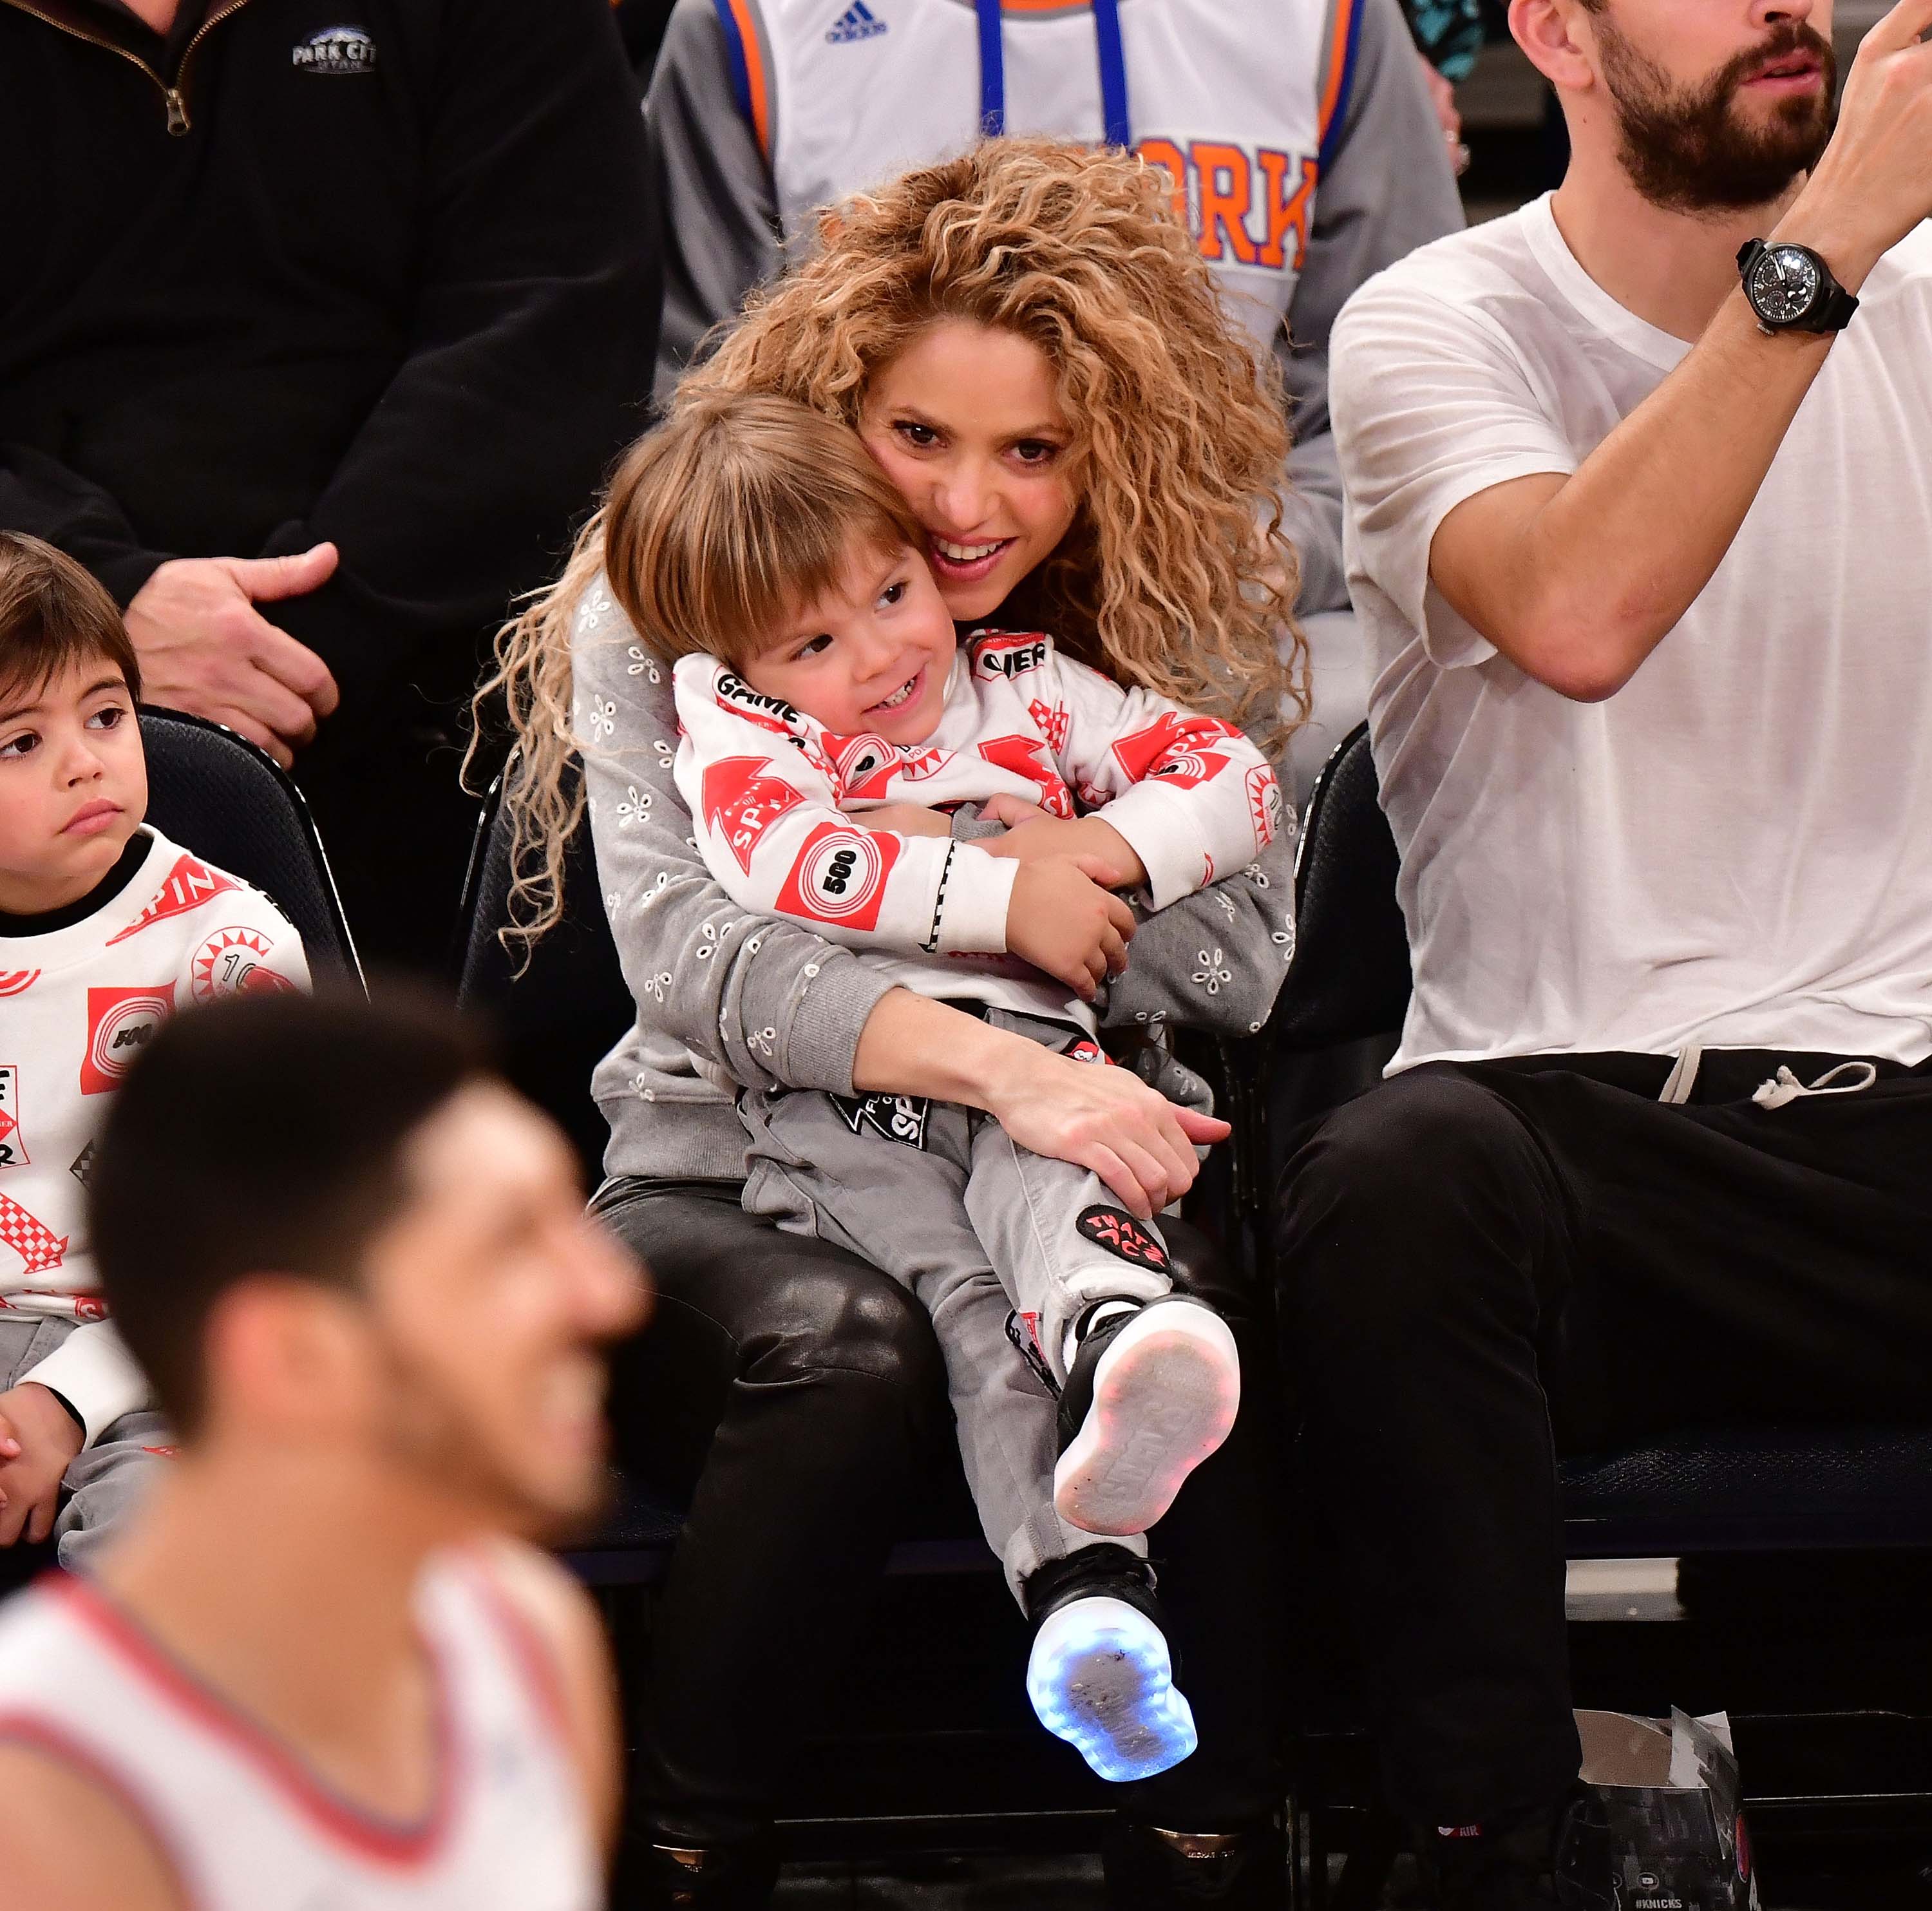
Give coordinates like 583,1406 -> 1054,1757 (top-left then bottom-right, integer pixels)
1331,195 -> 1932,1072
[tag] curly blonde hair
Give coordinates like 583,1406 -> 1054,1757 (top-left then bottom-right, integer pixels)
482,135 -> 1307,946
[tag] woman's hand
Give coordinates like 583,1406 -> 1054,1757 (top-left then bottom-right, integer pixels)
980,797 -> 1148,888
985,1040 -> 1231,1219
851,989 -> 1231,1216
1005,857 -> 1137,1000
860,802 -> 956,838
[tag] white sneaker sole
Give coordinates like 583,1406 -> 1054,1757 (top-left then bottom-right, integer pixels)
1025,1593 -> 1198,1783
1053,1304 -> 1241,1537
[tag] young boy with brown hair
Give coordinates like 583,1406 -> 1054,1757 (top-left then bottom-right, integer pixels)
0,532 -> 308,1576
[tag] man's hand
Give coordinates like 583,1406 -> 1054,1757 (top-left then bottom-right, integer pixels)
985,1041 -> 1231,1218
0,1383 -> 84,1547
125,544 -> 343,768
859,803 -> 955,838
1005,856 -> 1138,1000
1778,0 -> 1932,289
979,796 -> 1149,888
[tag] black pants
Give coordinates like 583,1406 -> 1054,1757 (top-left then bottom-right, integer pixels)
1276,1047 -> 1932,1829
294,686 -> 485,976
599,1177 -> 1289,1850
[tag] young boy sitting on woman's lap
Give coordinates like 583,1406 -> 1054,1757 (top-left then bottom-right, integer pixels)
595,392 -> 1283,1782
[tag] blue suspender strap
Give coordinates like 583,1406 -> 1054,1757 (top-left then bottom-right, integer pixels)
975,0 -> 1131,149
975,0 -> 1005,135
1092,0 -> 1130,148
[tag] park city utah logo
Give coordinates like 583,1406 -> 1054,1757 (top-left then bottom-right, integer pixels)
292,24 -> 378,73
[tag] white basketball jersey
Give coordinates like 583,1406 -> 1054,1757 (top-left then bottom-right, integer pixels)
713,0 -> 1364,354
0,1557 -> 600,1911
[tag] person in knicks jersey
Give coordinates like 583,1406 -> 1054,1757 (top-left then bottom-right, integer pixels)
0,994 -> 647,1911
643,0 -> 1464,795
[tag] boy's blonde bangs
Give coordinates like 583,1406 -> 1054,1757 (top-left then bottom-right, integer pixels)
603,392 -> 928,672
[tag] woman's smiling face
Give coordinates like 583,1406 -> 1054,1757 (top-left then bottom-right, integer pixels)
858,320 -> 1080,624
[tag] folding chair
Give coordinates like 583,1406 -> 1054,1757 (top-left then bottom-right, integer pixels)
137,707 -> 362,986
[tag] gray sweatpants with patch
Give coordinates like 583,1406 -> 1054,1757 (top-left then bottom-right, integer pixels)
741,1009 -> 1210,1602
1,1317 -> 172,1569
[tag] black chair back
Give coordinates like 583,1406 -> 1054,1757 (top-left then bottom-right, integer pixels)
1271,722 -> 1411,1051
455,757 -> 635,1179
137,708 -> 361,985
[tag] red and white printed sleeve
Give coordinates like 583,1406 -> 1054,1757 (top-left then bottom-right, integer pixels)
671,656 -> 1018,956
169,885 -> 312,1007
1046,652 -> 1285,909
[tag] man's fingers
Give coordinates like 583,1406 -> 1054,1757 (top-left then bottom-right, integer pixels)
213,707 -> 296,770
1173,1107 -> 1233,1144
1082,1145 -> 1153,1220
1099,926 -> 1129,976
239,667 -> 321,750
227,542 -> 339,604
251,623 -> 340,719
1105,893 -> 1137,940
1861,0 -> 1932,62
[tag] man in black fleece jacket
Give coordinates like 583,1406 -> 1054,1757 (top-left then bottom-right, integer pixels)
0,0 -> 659,967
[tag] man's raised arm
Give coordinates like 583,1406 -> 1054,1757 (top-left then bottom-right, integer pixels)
1427,0 -> 1932,702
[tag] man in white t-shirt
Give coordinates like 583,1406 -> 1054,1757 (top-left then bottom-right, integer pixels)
1285,3 -> 1932,1905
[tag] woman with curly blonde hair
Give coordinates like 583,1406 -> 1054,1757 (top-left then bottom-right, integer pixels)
491,138 -> 1298,1909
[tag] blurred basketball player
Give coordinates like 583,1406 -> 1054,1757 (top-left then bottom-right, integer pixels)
0,992 -> 648,1908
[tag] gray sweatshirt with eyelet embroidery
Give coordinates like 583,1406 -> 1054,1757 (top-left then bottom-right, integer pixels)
573,584 -> 1300,1182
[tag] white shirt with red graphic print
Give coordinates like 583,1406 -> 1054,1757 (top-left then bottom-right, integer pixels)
672,631 -> 1282,1031
0,826 -> 308,1443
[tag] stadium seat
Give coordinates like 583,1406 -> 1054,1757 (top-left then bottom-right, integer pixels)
454,757 -> 634,1181
137,707 -> 363,987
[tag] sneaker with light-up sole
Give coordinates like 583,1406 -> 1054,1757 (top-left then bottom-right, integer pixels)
1054,1297 -> 1241,1537
1023,1546 -> 1198,1783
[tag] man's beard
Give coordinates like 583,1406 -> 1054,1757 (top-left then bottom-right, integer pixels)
1596,17 -> 1836,215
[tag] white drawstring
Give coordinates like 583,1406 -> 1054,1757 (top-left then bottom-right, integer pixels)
1657,1046 -> 1880,1110
1658,1045 -> 1702,1105
1750,1061 -> 1879,1110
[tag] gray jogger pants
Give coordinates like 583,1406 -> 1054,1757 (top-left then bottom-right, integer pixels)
1,1316 -> 172,1570
739,1011 -> 1208,1599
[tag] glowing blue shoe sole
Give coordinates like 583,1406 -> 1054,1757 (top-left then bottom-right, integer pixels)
1025,1593 -> 1199,1783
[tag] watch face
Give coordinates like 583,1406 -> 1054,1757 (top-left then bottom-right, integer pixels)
1748,245 -> 1823,324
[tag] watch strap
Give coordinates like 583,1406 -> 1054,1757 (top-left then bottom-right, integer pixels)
1814,279 -> 1861,332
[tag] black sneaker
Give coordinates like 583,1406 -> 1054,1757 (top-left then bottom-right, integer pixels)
1412,1798 -> 1566,1910
1023,1545 -> 1199,1783
1054,1296 -> 1242,1537
1102,1814 -> 1289,1908
620,1838 -> 779,1909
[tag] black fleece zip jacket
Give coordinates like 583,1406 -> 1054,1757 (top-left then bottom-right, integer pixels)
0,0 -> 659,718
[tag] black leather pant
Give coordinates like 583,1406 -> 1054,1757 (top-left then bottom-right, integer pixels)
598,1177 -> 1288,1850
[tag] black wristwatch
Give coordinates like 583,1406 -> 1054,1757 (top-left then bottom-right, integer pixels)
1737,240 -> 1859,335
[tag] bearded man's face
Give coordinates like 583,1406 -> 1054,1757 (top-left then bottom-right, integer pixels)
1590,5 -> 1836,213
